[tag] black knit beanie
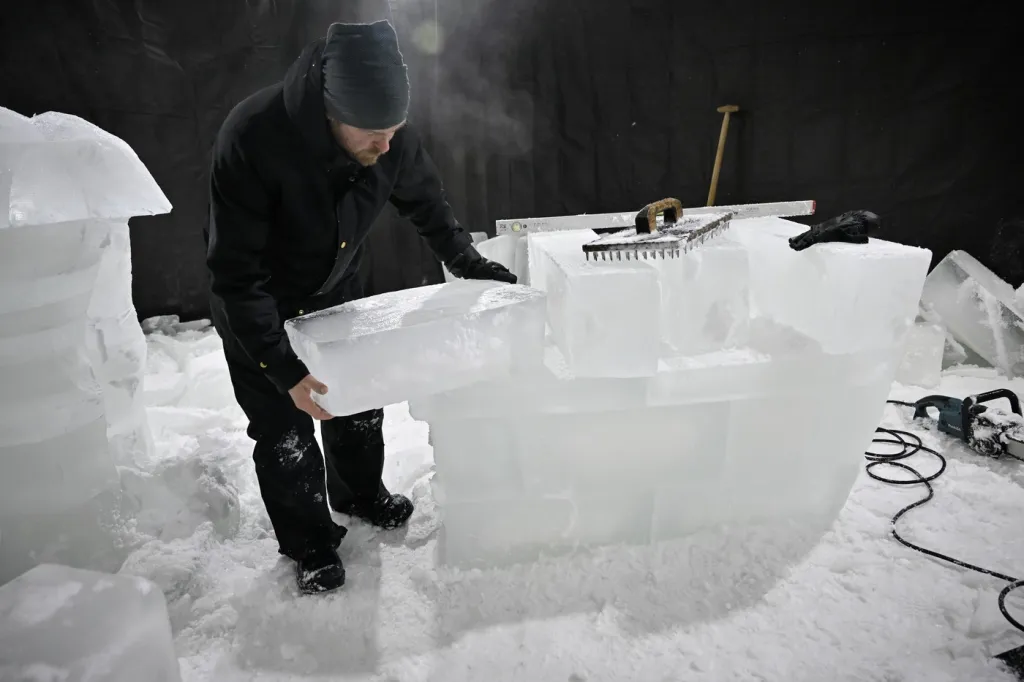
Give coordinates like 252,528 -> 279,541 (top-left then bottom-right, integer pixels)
322,20 -> 410,130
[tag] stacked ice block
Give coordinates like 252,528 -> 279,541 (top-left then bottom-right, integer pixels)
0,564 -> 182,681
411,216 -> 932,568
0,107 -> 171,583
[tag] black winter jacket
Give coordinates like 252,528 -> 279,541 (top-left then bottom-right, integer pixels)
205,38 -> 474,394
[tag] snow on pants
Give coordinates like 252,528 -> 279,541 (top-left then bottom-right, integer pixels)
218,337 -> 387,561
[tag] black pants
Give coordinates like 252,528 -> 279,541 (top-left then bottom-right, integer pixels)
213,318 -> 387,561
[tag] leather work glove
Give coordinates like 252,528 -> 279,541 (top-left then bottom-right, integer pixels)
789,210 -> 880,251
446,245 -> 518,284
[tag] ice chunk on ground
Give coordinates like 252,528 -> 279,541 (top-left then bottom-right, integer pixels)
530,230 -> 661,377
285,280 -> 546,417
919,249 -> 1024,377
730,217 -> 932,353
895,321 -> 946,387
0,564 -> 181,681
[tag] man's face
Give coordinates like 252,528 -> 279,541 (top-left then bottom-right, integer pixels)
328,119 -> 405,166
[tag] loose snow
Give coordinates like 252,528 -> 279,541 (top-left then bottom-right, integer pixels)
126,318 -> 1023,682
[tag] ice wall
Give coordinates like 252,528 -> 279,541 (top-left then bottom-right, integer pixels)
0,107 -> 171,584
415,217 -> 932,569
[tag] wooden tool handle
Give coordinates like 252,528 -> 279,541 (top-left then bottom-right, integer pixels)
707,105 -> 739,206
635,198 -> 683,234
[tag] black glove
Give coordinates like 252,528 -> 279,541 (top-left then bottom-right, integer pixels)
446,246 -> 518,284
789,210 -> 880,251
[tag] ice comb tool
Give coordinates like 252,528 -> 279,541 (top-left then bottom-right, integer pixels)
581,198 -> 735,261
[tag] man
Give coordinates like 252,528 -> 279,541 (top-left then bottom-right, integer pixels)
204,19 -> 516,594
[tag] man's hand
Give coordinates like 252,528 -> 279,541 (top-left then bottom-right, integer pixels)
447,246 -> 517,284
288,374 -> 333,420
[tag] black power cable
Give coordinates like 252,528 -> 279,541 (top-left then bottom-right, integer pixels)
866,400 -> 1024,637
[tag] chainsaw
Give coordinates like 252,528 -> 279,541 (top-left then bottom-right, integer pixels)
912,389 -> 1024,459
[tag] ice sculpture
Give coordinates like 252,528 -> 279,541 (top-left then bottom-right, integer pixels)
0,563 -> 182,681
412,217 -> 932,568
0,107 -> 171,584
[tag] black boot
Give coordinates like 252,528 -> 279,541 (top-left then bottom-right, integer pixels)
296,546 -> 346,594
338,492 -> 414,530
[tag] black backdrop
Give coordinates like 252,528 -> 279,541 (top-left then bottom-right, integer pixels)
2,0 -> 1022,321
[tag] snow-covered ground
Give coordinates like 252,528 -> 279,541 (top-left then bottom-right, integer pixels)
127,318 -> 1024,682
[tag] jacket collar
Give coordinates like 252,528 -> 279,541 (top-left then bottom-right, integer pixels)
282,38 -> 362,173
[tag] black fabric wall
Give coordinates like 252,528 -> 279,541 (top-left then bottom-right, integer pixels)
2,1 -> 1022,321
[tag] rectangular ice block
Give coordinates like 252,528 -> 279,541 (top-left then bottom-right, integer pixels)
654,231 -> 751,354
0,564 -> 181,682
409,345 -> 646,423
895,321 -> 946,387
730,217 -> 932,354
919,250 -> 1024,377
531,230 -> 661,377
285,280 -> 546,417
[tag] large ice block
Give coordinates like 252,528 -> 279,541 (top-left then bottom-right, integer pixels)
285,279 -> 546,417
730,217 -> 932,353
919,250 -> 1024,377
530,230 -> 661,377
0,564 -> 181,681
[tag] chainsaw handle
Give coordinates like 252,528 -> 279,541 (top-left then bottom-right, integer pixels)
634,198 -> 683,234
964,389 -> 1022,416
912,395 -> 961,421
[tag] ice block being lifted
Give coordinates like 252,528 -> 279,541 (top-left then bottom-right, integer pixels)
285,279 -> 547,416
